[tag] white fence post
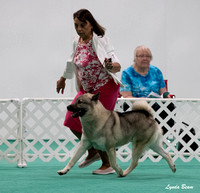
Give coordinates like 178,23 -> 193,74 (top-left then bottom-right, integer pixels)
17,100 -> 27,168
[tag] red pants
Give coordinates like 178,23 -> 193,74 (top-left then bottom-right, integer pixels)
64,79 -> 120,133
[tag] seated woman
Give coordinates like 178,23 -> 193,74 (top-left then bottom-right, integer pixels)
120,45 -> 173,134
120,45 -> 170,98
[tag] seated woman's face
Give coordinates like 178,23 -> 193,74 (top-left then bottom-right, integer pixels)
135,49 -> 151,69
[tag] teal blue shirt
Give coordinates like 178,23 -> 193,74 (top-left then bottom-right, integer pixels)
120,65 -> 166,97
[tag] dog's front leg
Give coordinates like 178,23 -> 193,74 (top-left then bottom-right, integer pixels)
57,140 -> 91,176
106,148 -> 124,177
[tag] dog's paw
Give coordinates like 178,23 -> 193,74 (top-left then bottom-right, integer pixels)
172,165 -> 176,173
118,173 -> 126,178
117,170 -> 126,177
57,169 -> 69,176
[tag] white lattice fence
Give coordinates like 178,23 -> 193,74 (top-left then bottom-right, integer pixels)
0,99 -> 20,163
1,98 -> 200,166
115,99 -> 200,162
21,98 -> 200,164
21,98 -> 81,163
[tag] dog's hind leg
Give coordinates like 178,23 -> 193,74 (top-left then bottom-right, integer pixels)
150,143 -> 176,173
123,142 -> 146,177
57,140 -> 91,175
106,147 -> 123,177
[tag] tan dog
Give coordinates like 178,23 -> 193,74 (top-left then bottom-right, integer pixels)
57,92 -> 176,177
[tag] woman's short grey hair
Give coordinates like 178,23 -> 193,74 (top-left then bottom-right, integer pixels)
134,46 -> 153,61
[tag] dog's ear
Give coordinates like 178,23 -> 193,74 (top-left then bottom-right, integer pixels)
91,91 -> 100,101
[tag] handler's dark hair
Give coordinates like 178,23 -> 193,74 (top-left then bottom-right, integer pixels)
73,9 -> 105,37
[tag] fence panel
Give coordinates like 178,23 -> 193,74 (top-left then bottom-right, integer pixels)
21,98 -> 200,164
0,99 -> 20,163
21,98 -> 80,163
115,99 -> 200,162
1,98 -> 200,166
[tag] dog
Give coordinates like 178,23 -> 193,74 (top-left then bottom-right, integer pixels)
57,92 -> 176,177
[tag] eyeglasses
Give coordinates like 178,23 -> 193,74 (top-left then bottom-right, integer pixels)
136,55 -> 151,59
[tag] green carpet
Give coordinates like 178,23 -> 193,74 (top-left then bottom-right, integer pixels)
0,158 -> 199,193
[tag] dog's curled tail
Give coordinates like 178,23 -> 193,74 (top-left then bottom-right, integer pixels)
132,100 -> 153,116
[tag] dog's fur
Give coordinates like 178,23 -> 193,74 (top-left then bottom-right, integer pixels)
57,92 -> 176,177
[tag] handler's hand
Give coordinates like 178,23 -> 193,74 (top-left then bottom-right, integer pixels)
57,77 -> 66,94
104,58 -> 113,71
104,58 -> 121,73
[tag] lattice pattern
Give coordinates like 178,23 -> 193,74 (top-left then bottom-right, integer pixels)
115,99 -> 200,162
1,98 -> 200,166
0,99 -> 20,163
22,99 -> 81,162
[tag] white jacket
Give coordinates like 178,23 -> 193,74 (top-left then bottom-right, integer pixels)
62,33 -> 123,91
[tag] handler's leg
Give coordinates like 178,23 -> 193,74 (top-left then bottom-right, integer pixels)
92,150 -> 115,175
92,79 -> 120,174
64,89 -> 100,168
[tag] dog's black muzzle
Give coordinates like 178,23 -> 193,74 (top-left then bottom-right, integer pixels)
67,104 -> 74,111
67,104 -> 86,118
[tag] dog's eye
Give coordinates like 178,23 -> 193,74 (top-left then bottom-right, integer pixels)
78,100 -> 82,104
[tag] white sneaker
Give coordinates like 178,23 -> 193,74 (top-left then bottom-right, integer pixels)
92,167 -> 115,175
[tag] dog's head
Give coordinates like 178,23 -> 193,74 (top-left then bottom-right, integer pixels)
67,92 -> 100,118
